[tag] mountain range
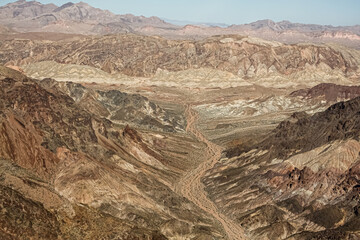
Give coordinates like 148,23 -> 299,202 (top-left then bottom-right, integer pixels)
2,34 -> 360,89
1,0 -> 360,239
0,0 -> 360,48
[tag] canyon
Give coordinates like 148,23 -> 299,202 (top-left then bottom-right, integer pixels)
1,1 -> 360,239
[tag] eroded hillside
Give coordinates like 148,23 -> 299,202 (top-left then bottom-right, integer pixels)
0,66 -> 226,239
203,97 -> 360,239
1,34 -> 359,88
1,9 -> 360,238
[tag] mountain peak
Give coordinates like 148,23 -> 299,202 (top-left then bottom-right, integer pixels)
252,19 -> 275,25
53,2 -> 74,12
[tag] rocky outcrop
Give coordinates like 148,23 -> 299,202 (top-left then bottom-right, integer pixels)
1,34 -> 359,82
0,159 -> 167,240
260,97 -> 360,158
0,66 -> 224,239
204,97 -> 360,239
290,83 -> 360,102
39,78 -> 185,132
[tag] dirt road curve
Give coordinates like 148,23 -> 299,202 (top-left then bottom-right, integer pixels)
176,105 -> 246,240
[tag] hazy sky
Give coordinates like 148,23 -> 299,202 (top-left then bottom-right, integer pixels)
2,0 -> 360,26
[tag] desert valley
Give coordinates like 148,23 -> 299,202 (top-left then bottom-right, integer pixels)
1,1 -> 360,239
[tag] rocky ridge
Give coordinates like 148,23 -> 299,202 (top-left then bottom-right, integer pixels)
1,34 -> 360,88
203,96 -> 360,239
0,66 -> 225,239
39,78 -> 185,132
290,83 -> 360,102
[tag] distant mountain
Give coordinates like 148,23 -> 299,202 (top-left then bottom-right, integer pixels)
161,18 -> 230,28
0,1 -> 360,48
0,0 -> 57,20
224,19 -> 360,48
0,0 -> 178,34
228,19 -> 360,40
230,19 -> 360,34
141,19 -> 360,48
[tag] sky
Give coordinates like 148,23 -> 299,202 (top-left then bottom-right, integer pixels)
1,0 -> 360,26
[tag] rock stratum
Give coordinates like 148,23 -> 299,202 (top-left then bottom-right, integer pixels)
1,2 -> 360,239
1,34 -> 360,89
0,66 -> 228,239
204,96 -> 360,239
1,30 -> 360,239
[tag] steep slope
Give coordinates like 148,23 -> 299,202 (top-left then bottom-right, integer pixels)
0,66 -> 225,239
39,78 -> 185,132
204,97 -> 360,239
193,82 -> 360,151
257,97 -> 360,159
290,83 -> 360,102
1,34 -> 360,88
0,159 -> 167,240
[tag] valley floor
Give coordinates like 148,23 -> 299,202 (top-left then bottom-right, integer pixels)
176,105 -> 246,240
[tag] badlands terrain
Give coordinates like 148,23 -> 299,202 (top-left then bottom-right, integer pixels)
1,1 -> 360,240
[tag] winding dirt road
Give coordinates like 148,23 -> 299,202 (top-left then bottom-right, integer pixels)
176,105 -> 246,240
